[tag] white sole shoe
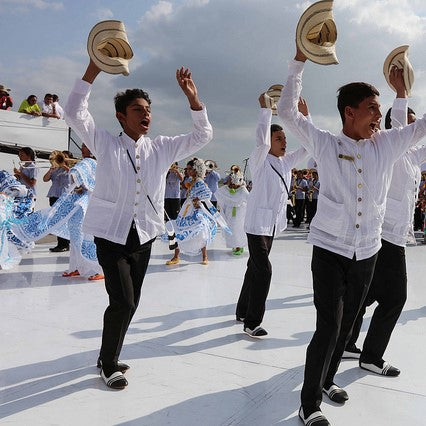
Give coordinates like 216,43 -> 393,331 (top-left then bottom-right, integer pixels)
298,406 -> 330,425
360,361 -> 400,376
100,369 -> 128,389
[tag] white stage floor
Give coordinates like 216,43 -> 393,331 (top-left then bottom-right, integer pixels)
1,227 -> 425,425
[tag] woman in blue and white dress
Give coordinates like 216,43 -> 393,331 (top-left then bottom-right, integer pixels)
11,147 -> 103,280
167,158 -> 217,265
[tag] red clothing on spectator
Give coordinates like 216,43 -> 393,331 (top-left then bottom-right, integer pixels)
0,95 -> 13,110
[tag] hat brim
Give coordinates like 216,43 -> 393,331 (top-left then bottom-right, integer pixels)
87,20 -> 134,76
383,45 -> 414,97
296,0 -> 338,66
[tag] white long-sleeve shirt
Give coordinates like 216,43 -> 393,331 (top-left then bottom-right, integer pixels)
277,60 -> 426,260
382,101 -> 426,246
244,108 -> 308,236
65,79 -> 213,244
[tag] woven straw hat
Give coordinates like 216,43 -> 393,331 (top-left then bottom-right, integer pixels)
383,45 -> 414,97
296,0 -> 338,65
264,84 -> 284,116
87,20 -> 134,76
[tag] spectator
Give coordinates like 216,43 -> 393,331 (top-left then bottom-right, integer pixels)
18,95 -> 41,116
13,147 -> 37,206
52,94 -> 64,119
41,93 -> 60,119
43,150 -> 72,252
0,84 -> 13,110
204,160 -> 221,207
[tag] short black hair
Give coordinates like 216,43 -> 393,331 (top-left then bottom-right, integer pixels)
385,107 -> 416,129
337,82 -> 380,124
114,89 -> 151,114
27,95 -> 37,102
270,124 -> 283,134
19,147 -> 35,161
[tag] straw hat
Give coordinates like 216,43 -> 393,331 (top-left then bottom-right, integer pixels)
383,45 -> 414,97
0,84 -> 11,92
264,84 -> 284,116
296,0 -> 338,66
87,20 -> 134,76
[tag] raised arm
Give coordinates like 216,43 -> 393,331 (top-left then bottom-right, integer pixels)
248,94 -> 272,175
176,67 -> 203,111
64,60 -> 102,155
276,47 -> 329,159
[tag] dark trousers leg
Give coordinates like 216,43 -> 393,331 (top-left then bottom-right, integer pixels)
301,246 -> 377,415
164,198 -> 181,221
294,199 -> 305,226
360,240 -> 407,363
95,228 -> 154,368
236,233 -> 274,329
49,196 -> 69,248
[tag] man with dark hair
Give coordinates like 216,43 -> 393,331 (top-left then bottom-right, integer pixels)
278,45 -> 426,425
235,94 -> 307,337
41,93 -> 60,119
65,59 -> 213,390
18,95 -> 41,116
344,99 -> 426,376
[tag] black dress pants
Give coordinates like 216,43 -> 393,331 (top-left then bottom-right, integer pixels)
236,233 -> 274,329
95,225 -> 154,369
294,199 -> 305,227
49,196 -> 69,248
301,246 -> 377,416
164,198 -> 181,221
346,240 -> 407,364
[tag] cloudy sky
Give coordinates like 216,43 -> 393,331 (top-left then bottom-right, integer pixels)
1,0 -> 425,172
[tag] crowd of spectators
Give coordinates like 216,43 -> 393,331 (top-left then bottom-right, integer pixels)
0,83 -> 64,119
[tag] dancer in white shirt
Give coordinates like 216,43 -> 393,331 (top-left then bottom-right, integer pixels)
277,45 -> 426,426
344,98 -> 426,375
65,59 -> 213,390
236,93 -> 307,337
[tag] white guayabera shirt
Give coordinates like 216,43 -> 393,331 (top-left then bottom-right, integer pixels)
277,60 -> 426,260
65,79 -> 213,245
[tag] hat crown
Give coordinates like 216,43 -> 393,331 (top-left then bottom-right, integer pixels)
383,45 -> 414,97
87,20 -> 134,76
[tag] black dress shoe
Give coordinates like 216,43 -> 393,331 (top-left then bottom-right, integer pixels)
100,369 -> 128,390
360,360 -> 400,376
50,246 -> 69,252
97,357 -> 130,373
323,384 -> 349,403
298,407 -> 330,425
342,344 -> 362,359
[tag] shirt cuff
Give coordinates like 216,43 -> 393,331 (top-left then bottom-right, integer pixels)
392,97 -> 408,111
288,59 -> 305,75
190,104 -> 208,120
71,78 -> 92,96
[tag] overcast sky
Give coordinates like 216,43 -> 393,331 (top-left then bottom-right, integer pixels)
1,0 -> 425,172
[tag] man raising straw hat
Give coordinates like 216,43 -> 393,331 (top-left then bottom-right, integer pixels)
65,20 -> 213,390
277,4 -> 426,425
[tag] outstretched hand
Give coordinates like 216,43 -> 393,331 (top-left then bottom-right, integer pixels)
298,97 -> 309,116
389,65 -> 407,98
176,67 -> 203,111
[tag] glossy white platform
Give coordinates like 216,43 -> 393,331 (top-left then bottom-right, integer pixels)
1,228 -> 425,425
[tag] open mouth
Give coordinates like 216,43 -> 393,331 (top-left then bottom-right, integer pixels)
369,122 -> 380,132
140,118 -> 150,129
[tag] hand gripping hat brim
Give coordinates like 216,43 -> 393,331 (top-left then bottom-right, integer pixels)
264,84 -> 284,116
383,45 -> 414,97
87,20 -> 134,76
296,0 -> 338,66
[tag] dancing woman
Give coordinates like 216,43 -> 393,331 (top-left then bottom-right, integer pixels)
167,158 -> 217,265
11,145 -> 103,279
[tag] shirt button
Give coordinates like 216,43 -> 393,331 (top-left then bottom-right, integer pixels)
357,154 -> 361,159
135,202 -> 138,206
136,155 -> 140,159
134,213 -> 137,217
358,183 -> 362,189
137,166 -> 140,170
355,224 -> 360,228
358,212 -> 362,216
136,191 -> 140,194
358,169 -> 362,173
358,197 -> 362,202
137,179 -> 141,183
